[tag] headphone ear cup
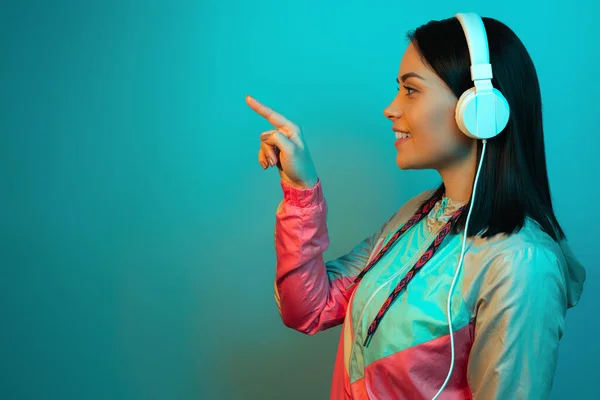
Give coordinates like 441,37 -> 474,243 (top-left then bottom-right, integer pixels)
455,87 -> 510,139
455,87 -> 477,138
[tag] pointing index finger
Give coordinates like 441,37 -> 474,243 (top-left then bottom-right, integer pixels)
246,95 -> 295,131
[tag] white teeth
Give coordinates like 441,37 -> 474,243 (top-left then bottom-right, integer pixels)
395,131 -> 412,139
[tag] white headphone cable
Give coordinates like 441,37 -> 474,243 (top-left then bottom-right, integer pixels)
431,139 -> 487,400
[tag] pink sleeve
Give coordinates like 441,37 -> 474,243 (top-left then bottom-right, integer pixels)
273,178 -> 390,335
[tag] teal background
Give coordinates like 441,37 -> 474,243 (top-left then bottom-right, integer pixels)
1,0 -> 598,398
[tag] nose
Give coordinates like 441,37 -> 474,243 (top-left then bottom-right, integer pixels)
384,101 -> 402,121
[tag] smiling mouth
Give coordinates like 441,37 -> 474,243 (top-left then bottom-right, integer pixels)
395,131 -> 412,139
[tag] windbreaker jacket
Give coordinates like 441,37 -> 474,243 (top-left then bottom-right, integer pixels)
273,179 -> 586,400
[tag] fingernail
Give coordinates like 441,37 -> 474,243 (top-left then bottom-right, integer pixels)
260,133 -> 271,141
267,157 -> 274,166
261,161 -> 267,169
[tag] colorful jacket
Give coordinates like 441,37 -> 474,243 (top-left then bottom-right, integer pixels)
273,179 -> 586,400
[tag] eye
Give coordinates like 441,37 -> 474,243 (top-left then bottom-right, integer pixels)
396,85 -> 416,96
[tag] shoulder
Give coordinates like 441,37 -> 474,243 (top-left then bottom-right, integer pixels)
473,219 -> 565,267
468,219 -> 568,296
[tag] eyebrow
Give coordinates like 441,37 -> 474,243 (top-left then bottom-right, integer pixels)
396,72 -> 426,83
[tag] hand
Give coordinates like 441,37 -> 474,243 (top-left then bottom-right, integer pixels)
246,95 -> 319,189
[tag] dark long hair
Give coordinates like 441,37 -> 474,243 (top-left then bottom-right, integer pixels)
408,16 -> 565,241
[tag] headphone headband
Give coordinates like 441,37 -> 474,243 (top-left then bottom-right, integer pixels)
453,12 -> 510,139
455,13 -> 493,82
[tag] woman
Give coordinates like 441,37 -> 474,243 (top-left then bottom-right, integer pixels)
246,13 -> 586,400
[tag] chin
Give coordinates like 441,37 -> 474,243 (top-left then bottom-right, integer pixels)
396,163 -> 413,170
396,154 -> 418,170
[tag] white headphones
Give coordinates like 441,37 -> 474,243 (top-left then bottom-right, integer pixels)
454,13 -> 510,140
433,13 -> 510,400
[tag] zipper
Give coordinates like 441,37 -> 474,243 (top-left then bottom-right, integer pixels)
348,224 -> 440,372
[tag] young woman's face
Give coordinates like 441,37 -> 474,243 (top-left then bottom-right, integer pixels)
384,42 -> 474,171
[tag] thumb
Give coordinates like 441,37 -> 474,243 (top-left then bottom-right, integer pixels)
261,130 -> 294,153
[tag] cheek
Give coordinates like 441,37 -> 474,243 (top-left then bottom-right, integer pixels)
409,99 -> 456,143
409,98 -> 469,156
